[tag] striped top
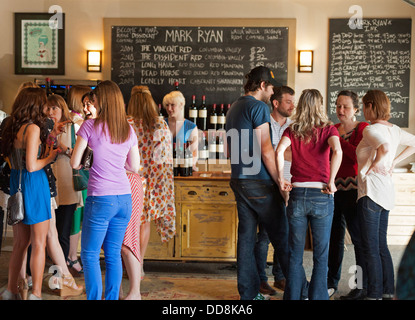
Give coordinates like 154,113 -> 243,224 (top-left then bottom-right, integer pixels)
270,115 -> 292,181
334,122 -> 369,191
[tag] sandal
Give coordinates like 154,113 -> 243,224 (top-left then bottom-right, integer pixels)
18,278 -> 28,300
67,259 -> 83,278
57,274 -> 84,297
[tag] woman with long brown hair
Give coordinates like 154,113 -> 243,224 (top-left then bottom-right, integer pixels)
45,94 -> 84,297
70,80 -> 140,300
0,87 -> 58,300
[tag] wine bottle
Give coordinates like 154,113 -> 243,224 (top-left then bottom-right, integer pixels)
189,95 -> 198,124
218,104 -> 226,130
179,143 -> 188,177
174,81 -> 179,91
173,142 -> 179,177
210,103 -> 217,130
45,78 -> 53,96
158,104 -> 164,119
198,131 -> 209,161
64,85 -> 70,101
198,95 -> 207,131
209,131 -> 217,160
185,142 -> 193,176
216,131 -> 225,160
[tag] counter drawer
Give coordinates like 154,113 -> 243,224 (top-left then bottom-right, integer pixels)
178,185 -> 235,202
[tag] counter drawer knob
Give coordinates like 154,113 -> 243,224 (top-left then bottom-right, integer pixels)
219,191 -> 228,196
188,191 -> 197,195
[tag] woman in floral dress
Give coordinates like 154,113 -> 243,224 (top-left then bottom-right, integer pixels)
125,85 -> 175,298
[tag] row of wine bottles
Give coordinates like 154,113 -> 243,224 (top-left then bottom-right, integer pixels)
198,130 -> 226,161
189,95 -> 231,131
173,142 -> 193,177
172,130 -> 228,177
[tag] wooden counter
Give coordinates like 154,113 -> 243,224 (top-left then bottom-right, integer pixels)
144,172 -> 415,261
174,171 -> 231,181
145,171 -> 237,261
389,173 -> 415,245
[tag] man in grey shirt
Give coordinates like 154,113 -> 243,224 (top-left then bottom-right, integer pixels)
255,86 -> 295,296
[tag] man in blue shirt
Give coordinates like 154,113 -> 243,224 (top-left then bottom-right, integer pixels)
226,66 -> 290,300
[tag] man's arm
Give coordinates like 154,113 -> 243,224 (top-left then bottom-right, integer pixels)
256,122 -> 279,184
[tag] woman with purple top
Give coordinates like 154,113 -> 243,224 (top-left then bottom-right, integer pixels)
70,80 -> 140,300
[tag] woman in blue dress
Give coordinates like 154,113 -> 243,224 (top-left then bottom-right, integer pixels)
0,87 -> 58,300
162,90 -> 198,171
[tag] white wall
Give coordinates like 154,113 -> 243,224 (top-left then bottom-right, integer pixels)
1,0 -> 415,165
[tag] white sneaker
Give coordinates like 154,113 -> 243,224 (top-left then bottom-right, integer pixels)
328,288 -> 336,298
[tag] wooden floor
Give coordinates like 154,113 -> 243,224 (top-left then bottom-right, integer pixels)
0,235 -> 406,301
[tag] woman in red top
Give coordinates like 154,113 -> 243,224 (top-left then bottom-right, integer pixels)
327,91 -> 369,300
276,89 -> 342,300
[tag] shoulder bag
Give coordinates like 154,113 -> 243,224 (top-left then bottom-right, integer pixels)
6,122 -> 32,225
7,168 -> 24,225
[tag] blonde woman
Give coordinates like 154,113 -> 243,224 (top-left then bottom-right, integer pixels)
276,89 -> 342,300
163,90 -> 198,171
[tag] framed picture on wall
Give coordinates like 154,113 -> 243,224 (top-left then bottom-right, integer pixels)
14,12 -> 65,75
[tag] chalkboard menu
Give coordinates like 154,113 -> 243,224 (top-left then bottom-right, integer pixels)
111,25 -> 288,112
328,18 -> 411,127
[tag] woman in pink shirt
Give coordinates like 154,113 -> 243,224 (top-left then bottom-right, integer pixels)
276,89 -> 342,300
71,81 -> 140,300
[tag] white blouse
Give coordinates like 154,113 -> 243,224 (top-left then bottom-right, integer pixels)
356,123 -> 415,210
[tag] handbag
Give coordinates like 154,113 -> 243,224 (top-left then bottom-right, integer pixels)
7,168 -> 24,225
80,145 -> 93,170
71,125 -> 90,191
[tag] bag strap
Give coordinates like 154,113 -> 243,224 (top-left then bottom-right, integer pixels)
71,124 -> 76,149
17,166 -> 22,191
17,122 -> 32,191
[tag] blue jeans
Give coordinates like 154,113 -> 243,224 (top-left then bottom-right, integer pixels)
358,196 -> 395,299
254,223 -> 285,282
81,194 -> 132,300
284,188 -> 334,300
328,189 -> 367,290
230,179 -> 289,300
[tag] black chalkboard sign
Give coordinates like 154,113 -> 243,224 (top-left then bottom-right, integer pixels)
328,18 -> 411,127
111,25 -> 288,115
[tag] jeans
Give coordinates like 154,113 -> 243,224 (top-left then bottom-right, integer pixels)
328,189 -> 367,290
358,196 -> 395,299
254,223 -> 285,282
81,194 -> 132,300
230,179 -> 289,300
284,188 -> 334,300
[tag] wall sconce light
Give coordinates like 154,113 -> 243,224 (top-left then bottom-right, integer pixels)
87,50 -> 102,72
298,50 -> 313,73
